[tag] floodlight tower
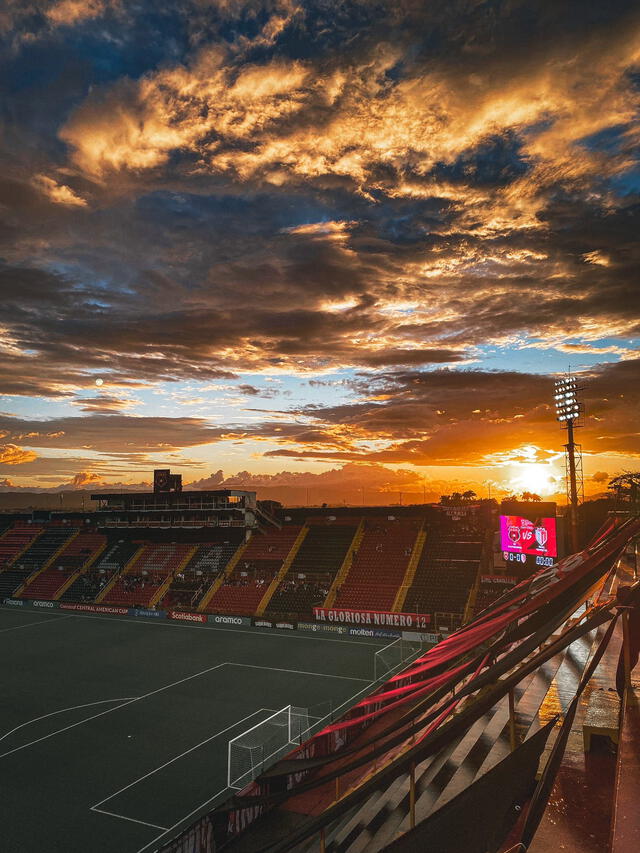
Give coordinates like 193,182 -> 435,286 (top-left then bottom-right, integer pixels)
553,373 -> 585,553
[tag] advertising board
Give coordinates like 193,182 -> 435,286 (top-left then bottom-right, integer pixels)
59,603 -> 129,615
251,617 -> 297,630
348,627 -> 401,639
297,622 -> 349,635
207,614 -> 251,627
129,608 -> 166,618
168,610 -> 207,623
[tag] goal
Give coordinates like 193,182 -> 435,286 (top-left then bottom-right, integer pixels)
227,705 -> 310,790
373,636 -> 424,681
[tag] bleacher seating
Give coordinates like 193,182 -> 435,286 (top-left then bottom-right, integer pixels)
102,543 -> 193,608
159,542 -> 239,610
266,523 -> 357,618
0,522 -> 44,567
473,575 -> 517,617
0,569 -> 32,598
204,527 -> 302,615
60,539 -> 139,602
13,526 -> 77,574
403,532 -> 483,624
21,530 -> 107,601
52,531 -> 106,572
334,518 -> 420,611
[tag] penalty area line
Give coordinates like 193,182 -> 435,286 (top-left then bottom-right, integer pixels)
131,680 -> 379,853
92,707 -> 276,809
90,806 -> 169,832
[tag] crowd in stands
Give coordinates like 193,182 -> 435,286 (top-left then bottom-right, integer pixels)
122,573 -> 165,593
71,572 -> 110,602
277,577 -> 329,600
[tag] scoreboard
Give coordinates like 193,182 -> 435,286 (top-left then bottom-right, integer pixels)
499,500 -> 558,573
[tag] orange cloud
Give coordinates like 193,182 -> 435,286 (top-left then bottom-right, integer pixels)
46,0 -> 116,26
0,444 -> 38,465
32,174 -> 87,207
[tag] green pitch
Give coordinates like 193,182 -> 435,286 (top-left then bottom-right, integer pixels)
0,604 -> 386,853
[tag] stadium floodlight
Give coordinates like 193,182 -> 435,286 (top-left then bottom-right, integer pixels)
553,377 -> 581,423
553,373 -> 585,554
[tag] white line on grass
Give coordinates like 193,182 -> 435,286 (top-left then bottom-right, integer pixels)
232,663 -> 371,683
0,662 -> 228,761
130,679 -> 379,853
92,708 -> 274,809
0,614 -> 73,633
0,604 -> 388,647
0,697 -> 139,744
0,653 -> 376,763
0,656 -> 372,761
132,786 -> 231,853
91,806 -> 168,832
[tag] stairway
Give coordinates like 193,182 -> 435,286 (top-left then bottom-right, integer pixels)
324,519 -> 365,608
197,539 -> 250,612
95,545 -> 146,603
392,527 -> 427,612
297,626 -> 601,852
256,525 -> 309,616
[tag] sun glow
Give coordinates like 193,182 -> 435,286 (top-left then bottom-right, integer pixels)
508,462 -> 558,497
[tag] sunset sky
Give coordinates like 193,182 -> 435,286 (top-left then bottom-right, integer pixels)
0,1 -> 639,503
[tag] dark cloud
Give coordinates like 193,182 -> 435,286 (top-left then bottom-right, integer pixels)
0,414 -> 226,454
0,1 -> 639,486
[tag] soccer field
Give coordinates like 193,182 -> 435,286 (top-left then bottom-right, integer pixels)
0,604 -> 387,853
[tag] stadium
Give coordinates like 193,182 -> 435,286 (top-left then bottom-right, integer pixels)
2,3 -> 640,853
1,462 -> 639,853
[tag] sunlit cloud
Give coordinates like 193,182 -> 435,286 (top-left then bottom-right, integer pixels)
0,1 -> 638,492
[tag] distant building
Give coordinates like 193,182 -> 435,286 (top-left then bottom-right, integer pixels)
91,469 -> 257,530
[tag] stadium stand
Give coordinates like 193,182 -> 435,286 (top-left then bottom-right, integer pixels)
101,542 -> 194,608
171,515 -> 640,853
0,521 -> 44,567
266,522 -> 358,618
60,538 -> 139,603
0,523 -> 67,598
403,531 -> 484,629
204,527 -> 302,615
159,541 -> 239,610
472,575 -> 517,618
13,525 -> 77,574
20,530 -> 107,601
333,518 -> 422,611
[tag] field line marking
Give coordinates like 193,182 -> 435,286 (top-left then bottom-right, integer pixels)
3,605 -> 390,647
90,806 -> 168,831
0,697 -> 139,744
0,614 -> 73,633
231,663 -> 371,682
0,662 -> 229,761
133,786 -> 230,853
131,682 -> 379,853
92,708 -> 272,809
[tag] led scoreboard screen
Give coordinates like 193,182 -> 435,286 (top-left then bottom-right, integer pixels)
500,514 -> 558,566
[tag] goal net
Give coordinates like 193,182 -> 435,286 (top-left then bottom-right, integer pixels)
227,705 -> 310,789
373,637 -> 424,681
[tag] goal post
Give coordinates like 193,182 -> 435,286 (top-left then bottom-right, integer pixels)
227,705 -> 310,790
373,636 -> 424,681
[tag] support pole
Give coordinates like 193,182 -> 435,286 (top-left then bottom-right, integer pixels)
335,775 -> 340,801
566,419 -> 580,553
508,688 -> 517,751
319,827 -> 326,853
409,762 -> 416,829
622,609 -> 632,693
